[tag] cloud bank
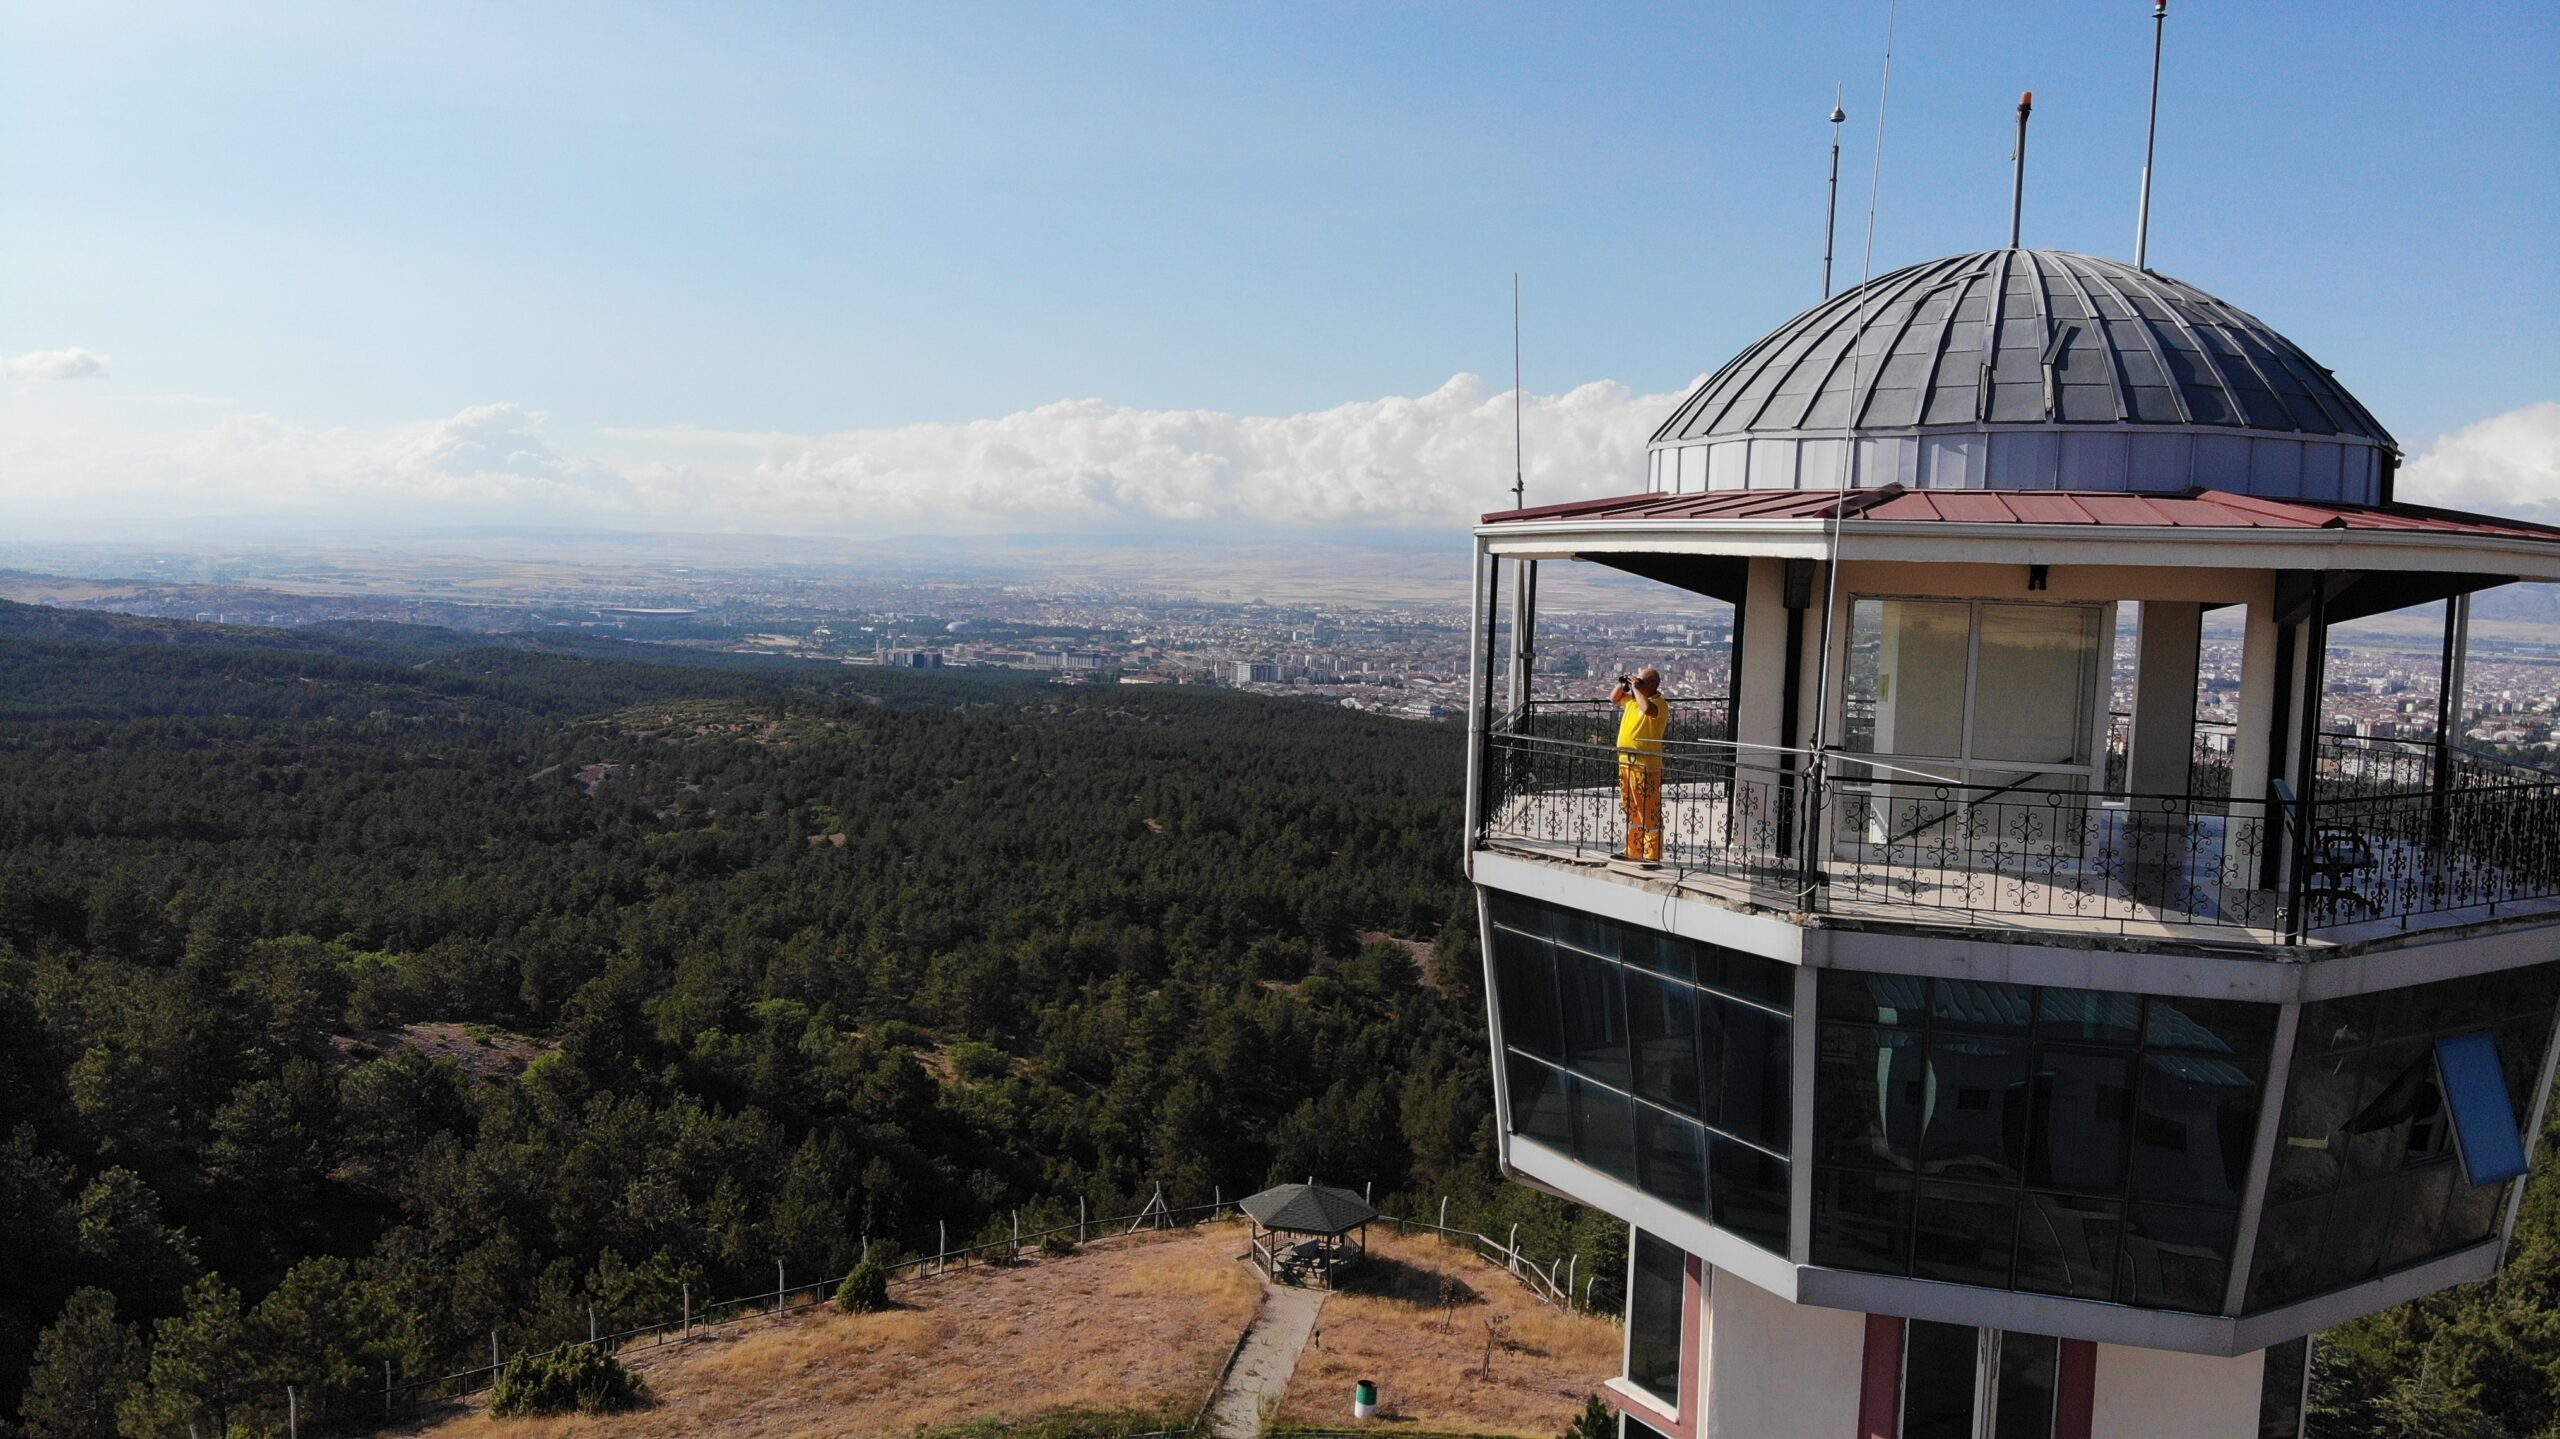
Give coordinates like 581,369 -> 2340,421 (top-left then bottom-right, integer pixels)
7,370 -> 2556,541
2396,401 -> 2560,523
2,374 -> 1691,536
5,348 -> 110,382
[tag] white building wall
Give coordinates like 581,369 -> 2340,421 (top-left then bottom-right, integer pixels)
1699,1268 -> 1866,1439
2088,1343 -> 2265,1439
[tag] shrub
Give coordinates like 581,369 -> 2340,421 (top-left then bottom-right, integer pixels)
1039,1232 -> 1077,1258
488,1344 -> 645,1417
836,1257 -> 890,1313
1561,1394 -> 1615,1439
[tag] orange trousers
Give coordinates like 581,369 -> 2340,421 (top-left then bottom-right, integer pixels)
1619,763 -> 1663,861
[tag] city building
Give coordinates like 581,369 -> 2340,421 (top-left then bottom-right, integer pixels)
1464,248 -> 2560,1438
1234,660 -> 1282,685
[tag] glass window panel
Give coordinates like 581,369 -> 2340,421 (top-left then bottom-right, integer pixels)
1637,1106 -> 1710,1218
2015,1192 -> 2123,1301
2245,1195 -> 2333,1310
1933,978 -> 2034,1034
1710,948 -> 1796,1011
2493,1014 -> 2553,1117
1623,1419 -> 1673,1439
2370,975 -> 2462,1042
1814,1167 -> 1914,1274
2312,1179 -> 2395,1293
1572,1075 -> 1640,1186
2037,987 -> 2143,1045
2265,1049 -> 2356,1205
1626,970 -> 1701,1116
1822,968 -> 1926,1027
2433,1173 -> 2508,1253
1993,1330 -> 2060,1439
1913,1179 -> 2020,1286
2481,961 -> 2560,1021
2297,993 -> 2375,1054
2380,1161 -> 2458,1271
1709,1138 -> 1790,1255
2144,996 -> 2278,1058
2027,1047 -> 2135,1193
1817,1024 -> 1925,1171
2257,1337 -> 2308,1439
1549,903 -> 1611,961
1854,599 -> 1972,759
2339,1039 -> 2431,1184
1972,603 -> 2102,767
1717,1004 -> 1793,1152
1559,947 -> 1632,1090
1492,928 -> 1562,1061
1630,928 -> 1699,983
1626,1230 -> 1686,1405
2129,1054 -> 2264,1208
1901,1320 -> 1982,1439
1508,1053 -> 1573,1153
1921,1036 -> 2032,1183
2118,1202 -> 2236,1313
1696,991 -> 1728,1124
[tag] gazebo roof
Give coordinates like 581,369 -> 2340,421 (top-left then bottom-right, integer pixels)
1238,1182 -> 1377,1235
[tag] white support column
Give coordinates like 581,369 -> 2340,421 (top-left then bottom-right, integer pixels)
2224,579 -> 2281,893
2126,601 -> 2204,798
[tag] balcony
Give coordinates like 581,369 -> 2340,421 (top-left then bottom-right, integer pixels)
1479,704 -> 2560,945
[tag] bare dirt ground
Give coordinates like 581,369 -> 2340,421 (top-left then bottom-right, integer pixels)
332,1023 -> 550,1082
400,1224 -> 1262,1439
1275,1229 -> 1619,1437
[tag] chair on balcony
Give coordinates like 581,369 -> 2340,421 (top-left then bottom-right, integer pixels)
2274,780 -> 2379,919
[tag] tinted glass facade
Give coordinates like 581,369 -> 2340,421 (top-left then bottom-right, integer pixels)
1625,1230 -> 1686,1405
2245,964 -> 2560,1311
1814,971 -> 2276,1312
1488,893 -> 1795,1256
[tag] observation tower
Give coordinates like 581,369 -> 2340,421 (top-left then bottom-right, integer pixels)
1463,247 -> 2560,1438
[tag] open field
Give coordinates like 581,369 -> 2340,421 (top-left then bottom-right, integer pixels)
399,1225 -> 1261,1439
1276,1228 -> 1620,1437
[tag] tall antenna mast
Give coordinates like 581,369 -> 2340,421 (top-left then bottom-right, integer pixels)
2136,0 -> 2167,269
1511,273 -> 1524,509
1822,88 -> 1847,297
2008,90 -> 2034,248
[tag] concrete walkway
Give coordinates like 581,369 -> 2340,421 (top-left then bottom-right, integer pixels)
1206,1273 -> 1329,1439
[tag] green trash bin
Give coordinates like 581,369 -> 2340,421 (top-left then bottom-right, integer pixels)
1353,1379 -> 1378,1419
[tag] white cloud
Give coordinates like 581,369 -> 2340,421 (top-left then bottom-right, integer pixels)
4,347 -> 110,381
2398,401 -> 2560,522
609,373 -> 1694,532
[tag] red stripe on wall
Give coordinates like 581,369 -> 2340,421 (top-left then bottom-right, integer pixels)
1858,1314 -> 1904,1439
2053,1339 -> 2097,1439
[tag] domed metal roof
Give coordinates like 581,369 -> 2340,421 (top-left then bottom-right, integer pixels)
1652,250 -> 2393,449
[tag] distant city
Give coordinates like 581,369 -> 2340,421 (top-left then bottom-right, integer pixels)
6,538 -> 2557,753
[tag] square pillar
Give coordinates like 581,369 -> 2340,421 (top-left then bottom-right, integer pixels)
2125,602 -> 2203,798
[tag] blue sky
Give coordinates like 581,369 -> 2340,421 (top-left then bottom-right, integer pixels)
2,2 -> 2553,537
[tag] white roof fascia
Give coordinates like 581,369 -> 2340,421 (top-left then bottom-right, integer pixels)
1475,519 -> 2560,580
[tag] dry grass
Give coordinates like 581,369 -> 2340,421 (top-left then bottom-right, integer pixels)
400,1225 -> 1261,1439
1276,1229 -> 1619,1437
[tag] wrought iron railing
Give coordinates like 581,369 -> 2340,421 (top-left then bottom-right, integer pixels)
1480,722 -> 2560,942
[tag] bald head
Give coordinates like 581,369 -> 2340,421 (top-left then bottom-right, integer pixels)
1634,667 -> 1660,694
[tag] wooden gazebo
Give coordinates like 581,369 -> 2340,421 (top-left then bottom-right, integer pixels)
1239,1181 -> 1375,1287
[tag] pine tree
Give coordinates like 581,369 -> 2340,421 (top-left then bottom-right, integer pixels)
20,1289 -> 143,1439
119,1275 -> 256,1439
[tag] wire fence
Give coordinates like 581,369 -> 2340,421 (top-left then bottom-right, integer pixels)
345,1185 -> 1603,1435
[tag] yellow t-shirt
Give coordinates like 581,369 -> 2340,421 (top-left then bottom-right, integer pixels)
1617,694 -> 1666,771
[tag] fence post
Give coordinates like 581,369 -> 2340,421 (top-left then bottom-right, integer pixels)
1439,1196 -> 1448,1231
588,1303 -> 597,1344
777,1258 -> 787,1312
385,1358 -> 393,1417
288,1385 -> 297,1439
1566,1254 -> 1576,1309
1507,1224 -> 1519,1274
1364,1180 -> 1372,1204
1079,1196 -> 1087,1243
1214,1185 -> 1221,1219
939,1220 -> 947,1274
491,1330 -> 500,1375
682,1282 -> 690,1338
1013,1210 -> 1020,1249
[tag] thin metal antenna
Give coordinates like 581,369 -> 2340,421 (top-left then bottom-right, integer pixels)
1822,87 -> 1847,297
2008,90 -> 2034,249
2136,0 -> 2167,269
1511,273 -> 1524,510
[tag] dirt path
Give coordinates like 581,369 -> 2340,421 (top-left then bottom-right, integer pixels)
1207,1274 -> 1330,1439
